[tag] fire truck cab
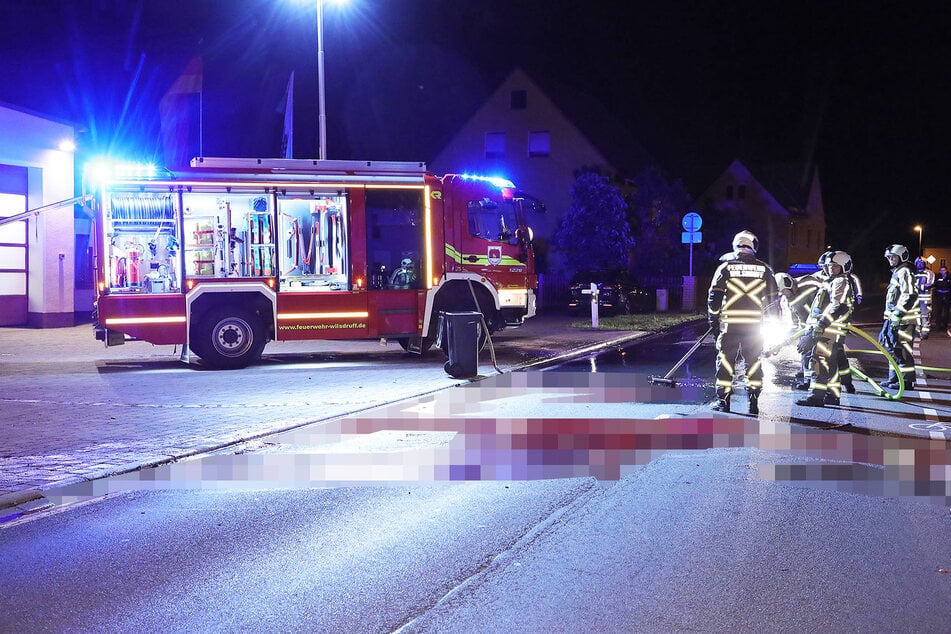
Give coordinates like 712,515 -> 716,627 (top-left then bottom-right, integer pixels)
90,157 -> 537,369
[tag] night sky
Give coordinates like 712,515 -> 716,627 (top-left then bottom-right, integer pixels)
0,0 -> 947,265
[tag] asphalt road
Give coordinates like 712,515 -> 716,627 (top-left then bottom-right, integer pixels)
1,450 -> 948,632
3,317 -> 951,631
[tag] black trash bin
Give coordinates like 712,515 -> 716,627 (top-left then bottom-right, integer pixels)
438,311 -> 482,378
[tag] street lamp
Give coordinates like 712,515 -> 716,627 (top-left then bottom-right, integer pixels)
914,225 -> 923,256
316,0 -> 327,160
314,0 -> 349,160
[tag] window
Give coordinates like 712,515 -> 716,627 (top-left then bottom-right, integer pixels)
276,193 -> 350,291
484,132 -> 505,159
510,89 -> 527,110
468,198 -> 518,245
365,188 -> 425,290
528,131 -> 550,158
725,185 -> 734,200
737,185 -> 746,200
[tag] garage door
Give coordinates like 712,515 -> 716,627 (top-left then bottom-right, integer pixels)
0,164 -> 28,326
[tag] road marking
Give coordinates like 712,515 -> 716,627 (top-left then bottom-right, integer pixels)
908,346 -> 947,438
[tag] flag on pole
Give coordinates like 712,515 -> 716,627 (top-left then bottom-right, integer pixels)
160,57 -> 203,168
281,71 -> 295,159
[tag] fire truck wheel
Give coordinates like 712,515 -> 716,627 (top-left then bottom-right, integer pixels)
194,307 -> 267,369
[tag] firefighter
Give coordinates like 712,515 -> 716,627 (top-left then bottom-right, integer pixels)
787,260 -> 827,391
389,257 -> 417,289
795,251 -> 856,407
914,257 -> 934,339
774,272 -> 797,327
707,230 -> 779,415
880,244 -> 919,389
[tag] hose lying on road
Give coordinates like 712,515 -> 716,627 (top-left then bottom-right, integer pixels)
766,324 -> 905,400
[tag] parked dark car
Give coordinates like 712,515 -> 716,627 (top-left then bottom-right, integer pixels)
567,270 -> 653,315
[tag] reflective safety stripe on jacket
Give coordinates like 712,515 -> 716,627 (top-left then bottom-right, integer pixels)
790,273 -> 824,323
808,275 -> 854,340
708,256 -> 778,326
885,263 -> 920,324
916,269 -> 935,302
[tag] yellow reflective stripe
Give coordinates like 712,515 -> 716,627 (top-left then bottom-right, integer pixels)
444,243 -> 521,266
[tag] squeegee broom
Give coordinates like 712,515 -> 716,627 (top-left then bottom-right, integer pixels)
648,327 -> 714,387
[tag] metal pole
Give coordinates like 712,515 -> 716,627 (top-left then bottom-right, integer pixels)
317,0 -> 327,160
689,238 -> 694,277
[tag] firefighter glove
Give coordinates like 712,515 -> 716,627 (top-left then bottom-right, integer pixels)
797,330 -> 818,355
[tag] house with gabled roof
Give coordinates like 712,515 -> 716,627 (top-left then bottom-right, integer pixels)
429,67 -> 654,281
694,159 -> 827,272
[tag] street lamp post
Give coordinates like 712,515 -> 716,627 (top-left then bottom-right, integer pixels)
914,225 -> 923,257
316,0 -> 327,160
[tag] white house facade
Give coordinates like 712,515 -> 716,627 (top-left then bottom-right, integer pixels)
0,102 -> 77,327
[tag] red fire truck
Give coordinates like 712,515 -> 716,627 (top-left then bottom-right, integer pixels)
89,157 -> 538,369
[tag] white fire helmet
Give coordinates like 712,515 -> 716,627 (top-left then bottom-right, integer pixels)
775,272 -> 795,292
400,258 -> 413,268
732,230 -> 758,254
884,244 -> 910,263
823,250 -> 852,276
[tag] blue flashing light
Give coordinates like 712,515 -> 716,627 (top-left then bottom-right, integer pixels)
459,173 -> 515,189
83,157 -> 158,184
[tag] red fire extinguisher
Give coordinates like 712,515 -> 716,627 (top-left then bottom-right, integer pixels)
127,243 -> 142,286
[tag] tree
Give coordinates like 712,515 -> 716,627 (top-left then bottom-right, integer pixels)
554,171 -> 633,274
626,166 -> 692,279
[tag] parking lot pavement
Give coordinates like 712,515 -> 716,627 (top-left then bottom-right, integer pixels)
0,314 -> 647,510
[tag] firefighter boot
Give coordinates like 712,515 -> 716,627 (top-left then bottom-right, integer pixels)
748,391 -> 759,416
711,394 -> 731,413
795,392 -> 826,407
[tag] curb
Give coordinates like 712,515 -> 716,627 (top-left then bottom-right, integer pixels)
0,489 -> 53,523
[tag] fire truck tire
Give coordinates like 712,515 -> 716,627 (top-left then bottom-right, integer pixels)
193,307 -> 267,369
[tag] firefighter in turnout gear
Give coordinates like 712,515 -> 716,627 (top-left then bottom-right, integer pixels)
707,230 -> 779,415
788,262 -> 827,391
880,244 -> 919,389
795,251 -> 856,407
914,257 -> 934,339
